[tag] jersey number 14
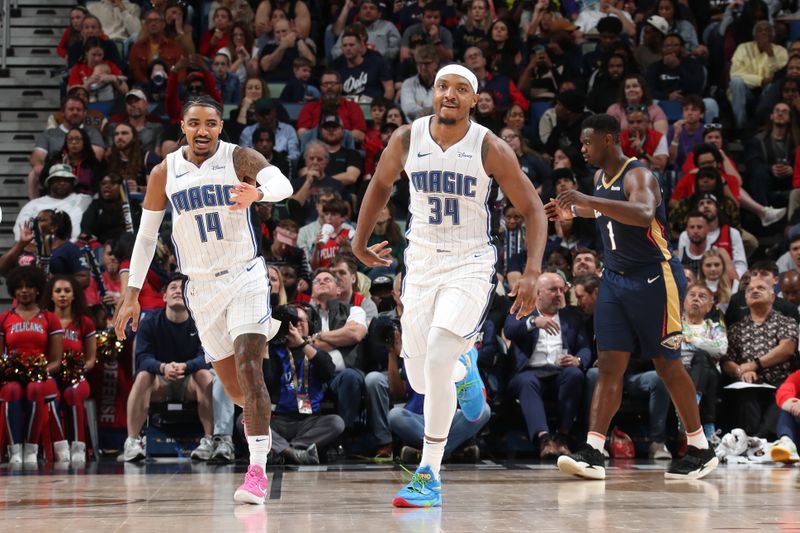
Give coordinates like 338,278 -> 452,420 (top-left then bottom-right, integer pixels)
195,212 -> 224,242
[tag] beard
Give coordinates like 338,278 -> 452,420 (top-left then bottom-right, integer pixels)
436,114 -> 458,125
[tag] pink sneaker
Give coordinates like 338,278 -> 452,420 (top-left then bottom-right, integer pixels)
234,465 -> 269,504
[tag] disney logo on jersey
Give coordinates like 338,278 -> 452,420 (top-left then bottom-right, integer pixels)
170,184 -> 236,215
457,151 -> 473,159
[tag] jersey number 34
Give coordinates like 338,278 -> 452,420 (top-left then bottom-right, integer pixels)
428,197 -> 460,225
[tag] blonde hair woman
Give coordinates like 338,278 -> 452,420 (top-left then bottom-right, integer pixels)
268,264 -> 288,305
698,249 -> 736,310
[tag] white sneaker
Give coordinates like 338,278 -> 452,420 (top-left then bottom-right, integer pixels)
771,436 -> 800,464
23,443 -> 38,465
648,441 -> 673,460
210,435 -> 235,464
761,206 -> 786,226
8,444 -> 22,464
191,435 -> 215,461
120,436 -> 145,462
70,441 -> 86,464
54,440 -> 71,463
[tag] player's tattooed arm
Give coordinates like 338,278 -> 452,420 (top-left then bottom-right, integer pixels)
232,146 -> 270,186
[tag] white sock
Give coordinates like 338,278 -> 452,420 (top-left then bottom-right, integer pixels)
587,431 -> 606,452
420,437 -> 446,479
686,427 -> 709,450
452,360 -> 467,382
247,428 -> 272,469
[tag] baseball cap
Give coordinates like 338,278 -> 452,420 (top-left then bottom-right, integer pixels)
254,97 -> 275,114
645,15 -> 669,36
550,18 -> 577,32
321,113 -> 342,127
185,71 -> 205,83
216,48 -> 232,61
45,164 -> 77,185
697,192 -> 718,204
371,274 -> 395,290
125,88 -> 147,101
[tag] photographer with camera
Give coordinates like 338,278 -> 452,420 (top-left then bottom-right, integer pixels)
385,274 -> 491,464
265,304 -> 345,465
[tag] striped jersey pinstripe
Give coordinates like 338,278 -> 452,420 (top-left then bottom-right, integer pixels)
404,116 -> 493,252
165,141 -> 258,279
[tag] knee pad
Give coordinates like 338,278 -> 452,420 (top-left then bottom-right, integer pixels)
404,356 -> 426,394
425,327 -> 472,369
0,381 -> 23,402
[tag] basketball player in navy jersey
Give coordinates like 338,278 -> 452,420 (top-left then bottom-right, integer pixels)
545,114 -> 718,480
353,64 -> 548,507
114,96 -> 293,504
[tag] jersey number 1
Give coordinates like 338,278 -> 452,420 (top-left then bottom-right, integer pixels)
606,220 -> 617,250
195,212 -> 223,242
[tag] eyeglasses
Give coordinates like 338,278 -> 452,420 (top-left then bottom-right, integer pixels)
703,123 -> 723,131
625,104 -> 648,114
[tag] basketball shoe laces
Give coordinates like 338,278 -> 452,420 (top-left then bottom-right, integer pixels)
400,465 -> 436,494
456,379 -> 478,401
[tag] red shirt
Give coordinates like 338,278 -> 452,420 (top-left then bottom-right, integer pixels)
199,31 -> 229,58
296,98 -> 367,134
0,309 -> 62,356
62,315 -> 96,355
777,369 -> 800,406
621,128 -> 664,158
85,271 -> 122,307
670,169 -> 741,203
317,228 -> 353,268
67,60 -> 123,88
119,259 -> 167,311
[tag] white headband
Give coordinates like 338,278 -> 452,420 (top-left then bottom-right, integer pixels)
434,64 -> 478,94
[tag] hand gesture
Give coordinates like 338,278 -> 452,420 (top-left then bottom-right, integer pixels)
213,28 -> 225,42
229,181 -> 261,210
113,290 -> 141,340
509,271 -> 538,319
20,219 -> 34,245
555,189 -> 590,212
281,31 -> 297,48
353,240 -> 393,267
428,23 -> 440,40
630,134 -> 643,154
544,198 -> 574,222
535,315 -> 560,335
237,45 -> 250,60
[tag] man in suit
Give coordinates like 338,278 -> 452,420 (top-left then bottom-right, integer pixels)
504,272 -> 591,459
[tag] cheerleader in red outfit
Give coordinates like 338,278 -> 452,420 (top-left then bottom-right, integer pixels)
42,275 -> 96,464
0,266 -> 66,465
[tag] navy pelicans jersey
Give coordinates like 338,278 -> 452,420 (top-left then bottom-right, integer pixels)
594,158 -> 673,273
404,116 -> 493,252
165,141 -> 259,278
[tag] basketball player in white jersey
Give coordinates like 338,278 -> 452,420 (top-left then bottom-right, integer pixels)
114,96 -> 293,505
352,65 -> 548,507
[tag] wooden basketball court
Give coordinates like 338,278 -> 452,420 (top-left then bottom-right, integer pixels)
1,460 -> 798,532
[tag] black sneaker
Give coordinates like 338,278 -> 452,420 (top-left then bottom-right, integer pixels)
665,445 -> 718,480
557,444 -> 606,480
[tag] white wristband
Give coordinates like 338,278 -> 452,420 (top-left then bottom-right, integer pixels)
127,209 -> 165,289
256,166 -> 293,203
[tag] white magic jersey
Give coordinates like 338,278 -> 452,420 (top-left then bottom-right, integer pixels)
165,141 -> 259,279
404,116 -> 492,252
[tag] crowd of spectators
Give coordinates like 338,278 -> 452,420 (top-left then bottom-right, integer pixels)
7,0 -> 800,465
